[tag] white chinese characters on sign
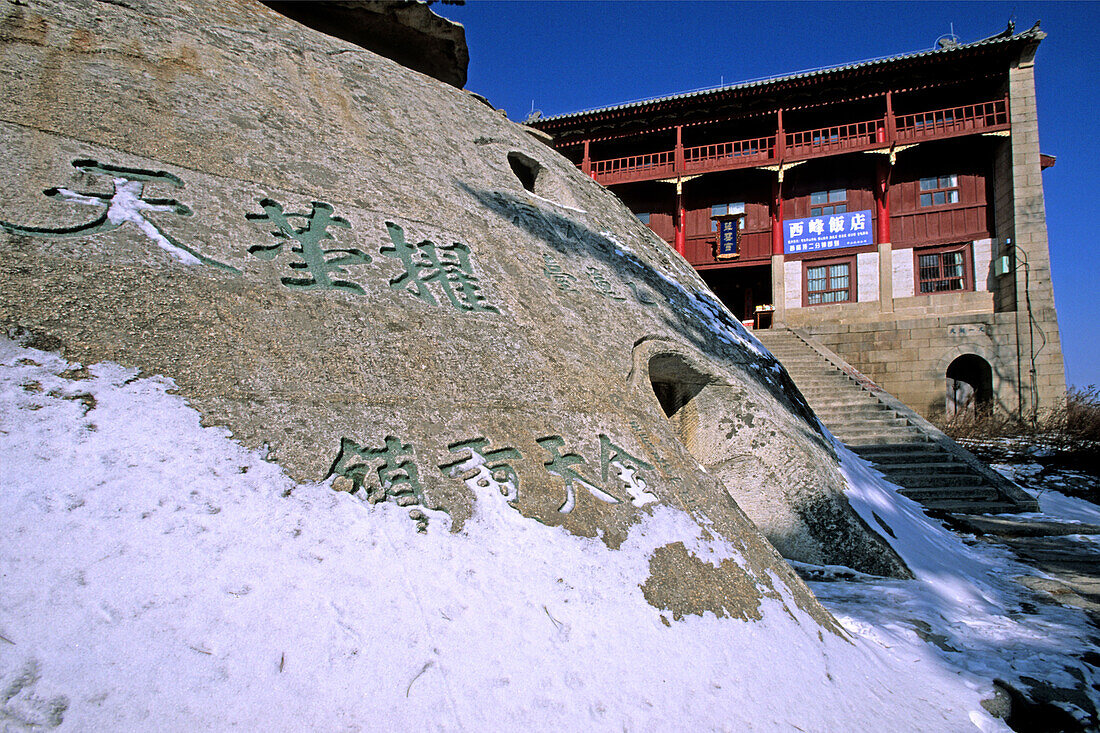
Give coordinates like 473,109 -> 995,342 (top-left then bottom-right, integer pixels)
782,209 -> 874,255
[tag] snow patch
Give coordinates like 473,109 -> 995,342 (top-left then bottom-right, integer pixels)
0,339 -> 1008,729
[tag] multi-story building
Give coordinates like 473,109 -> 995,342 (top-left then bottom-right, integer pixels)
530,22 -> 1065,422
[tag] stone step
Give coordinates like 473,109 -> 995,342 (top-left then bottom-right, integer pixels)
843,432 -> 931,447
775,357 -> 832,364
879,460 -> 972,474
898,485 -> 1002,500
799,383 -> 867,396
833,423 -> 922,437
851,442 -> 944,458
811,405 -> 898,419
826,416 -> 911,431
921,499 -> 1020,515
785,367 -> 847,377
804,390 -> 879,403
886,472 -> 988,488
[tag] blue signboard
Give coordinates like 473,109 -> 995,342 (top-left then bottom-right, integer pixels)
783,209 -> 873,255
715,215 -> 742,260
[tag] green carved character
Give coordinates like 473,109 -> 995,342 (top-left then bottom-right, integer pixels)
0,158 -> 237,271
246,199 -> 371,293
536,435 -> 620,514
382,222 -> 499,313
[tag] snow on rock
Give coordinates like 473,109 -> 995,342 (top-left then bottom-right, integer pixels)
0,339 -> 999,730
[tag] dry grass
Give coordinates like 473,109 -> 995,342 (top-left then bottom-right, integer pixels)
941,386 -> 1100,451
941,387 -> 1100,504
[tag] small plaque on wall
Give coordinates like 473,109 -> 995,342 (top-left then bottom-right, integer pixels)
713,214 -> 744,260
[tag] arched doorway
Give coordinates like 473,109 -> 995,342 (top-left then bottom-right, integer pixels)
946,354 -> 993,418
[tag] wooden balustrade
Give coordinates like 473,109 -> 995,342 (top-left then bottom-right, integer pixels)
895,99 -> 1009,142
578,97 -> 1009,185
683,136 -> 776,171
784,118 -> 882,159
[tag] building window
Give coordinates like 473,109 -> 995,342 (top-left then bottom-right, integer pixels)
636,212 -> 651,225
810,189 -> 846,216
804,256 -> 855,306
919,175 -> 960,206
711,202 -> 745,230
916,244 -> 972,293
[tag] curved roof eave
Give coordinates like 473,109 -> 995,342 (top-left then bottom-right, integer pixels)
534,22 -> 1042,129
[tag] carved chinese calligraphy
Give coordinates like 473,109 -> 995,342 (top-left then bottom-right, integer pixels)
0,159 -> 237,271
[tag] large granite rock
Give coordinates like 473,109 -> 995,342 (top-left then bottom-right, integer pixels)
0,0 -> 905,640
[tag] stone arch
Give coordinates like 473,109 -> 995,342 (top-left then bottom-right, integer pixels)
945,353 -> 994,418
936,342 -> 1004,416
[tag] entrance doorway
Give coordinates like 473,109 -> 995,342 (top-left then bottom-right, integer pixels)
700,264 -> 772,327
946,354 -> 993,418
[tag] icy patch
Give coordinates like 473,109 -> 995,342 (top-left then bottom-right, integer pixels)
1019,488 -> 1100,525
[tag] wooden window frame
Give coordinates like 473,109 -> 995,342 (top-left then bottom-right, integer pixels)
711,202 -> 746,231
918,175 -> 960,207
914,243 -> 973,294
803,254 -> 857,307
810,188 -> 847,217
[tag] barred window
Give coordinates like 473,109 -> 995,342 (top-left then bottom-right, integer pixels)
805,257 -> 855,305
916,244 -> 972,293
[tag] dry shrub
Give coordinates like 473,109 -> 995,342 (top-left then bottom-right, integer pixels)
942,386 -> 1100,458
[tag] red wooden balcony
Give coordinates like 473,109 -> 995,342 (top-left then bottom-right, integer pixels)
683,135 -> 776,173
785,119 -> 883,160
580,98 -> 1009,186
589,150 -> 675,185
895,99 -> 1009,143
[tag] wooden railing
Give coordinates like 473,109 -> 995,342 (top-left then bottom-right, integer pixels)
589,150 -> 675,185
579,97 -> 1009,185
684,135 -> 776,171
895,99 -> 1008,142
785,119 -> 882,159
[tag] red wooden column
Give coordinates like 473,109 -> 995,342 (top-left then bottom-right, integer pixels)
771,177 -> 784,256
672,126 -> 686,256
875,159 -> 891,244
674,125 -> 684,173
885,90 -> 896,143
776,108 -> 785,163
674,180 -> 686,257
770,110 -> 787,325
581,140 -> 593,178
875,156 -> 894,313
772,108 -> 786,256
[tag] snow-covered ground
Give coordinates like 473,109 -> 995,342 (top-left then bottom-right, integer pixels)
1,338 -> 1096,730
821,446 -> 1100,728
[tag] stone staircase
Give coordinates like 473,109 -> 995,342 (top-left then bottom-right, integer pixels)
755,328 -> 1038,514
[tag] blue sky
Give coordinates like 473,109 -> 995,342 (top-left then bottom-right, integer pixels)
435,1 -> 1100,389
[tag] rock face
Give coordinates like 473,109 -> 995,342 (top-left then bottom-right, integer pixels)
0,0 -> 903,637
261,0 -> 470,88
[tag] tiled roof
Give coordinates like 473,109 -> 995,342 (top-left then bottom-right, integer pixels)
535,22 -> 1042,125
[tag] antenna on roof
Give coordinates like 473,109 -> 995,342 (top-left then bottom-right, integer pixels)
935,22 -> 960,49
523,100 -> 542,125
